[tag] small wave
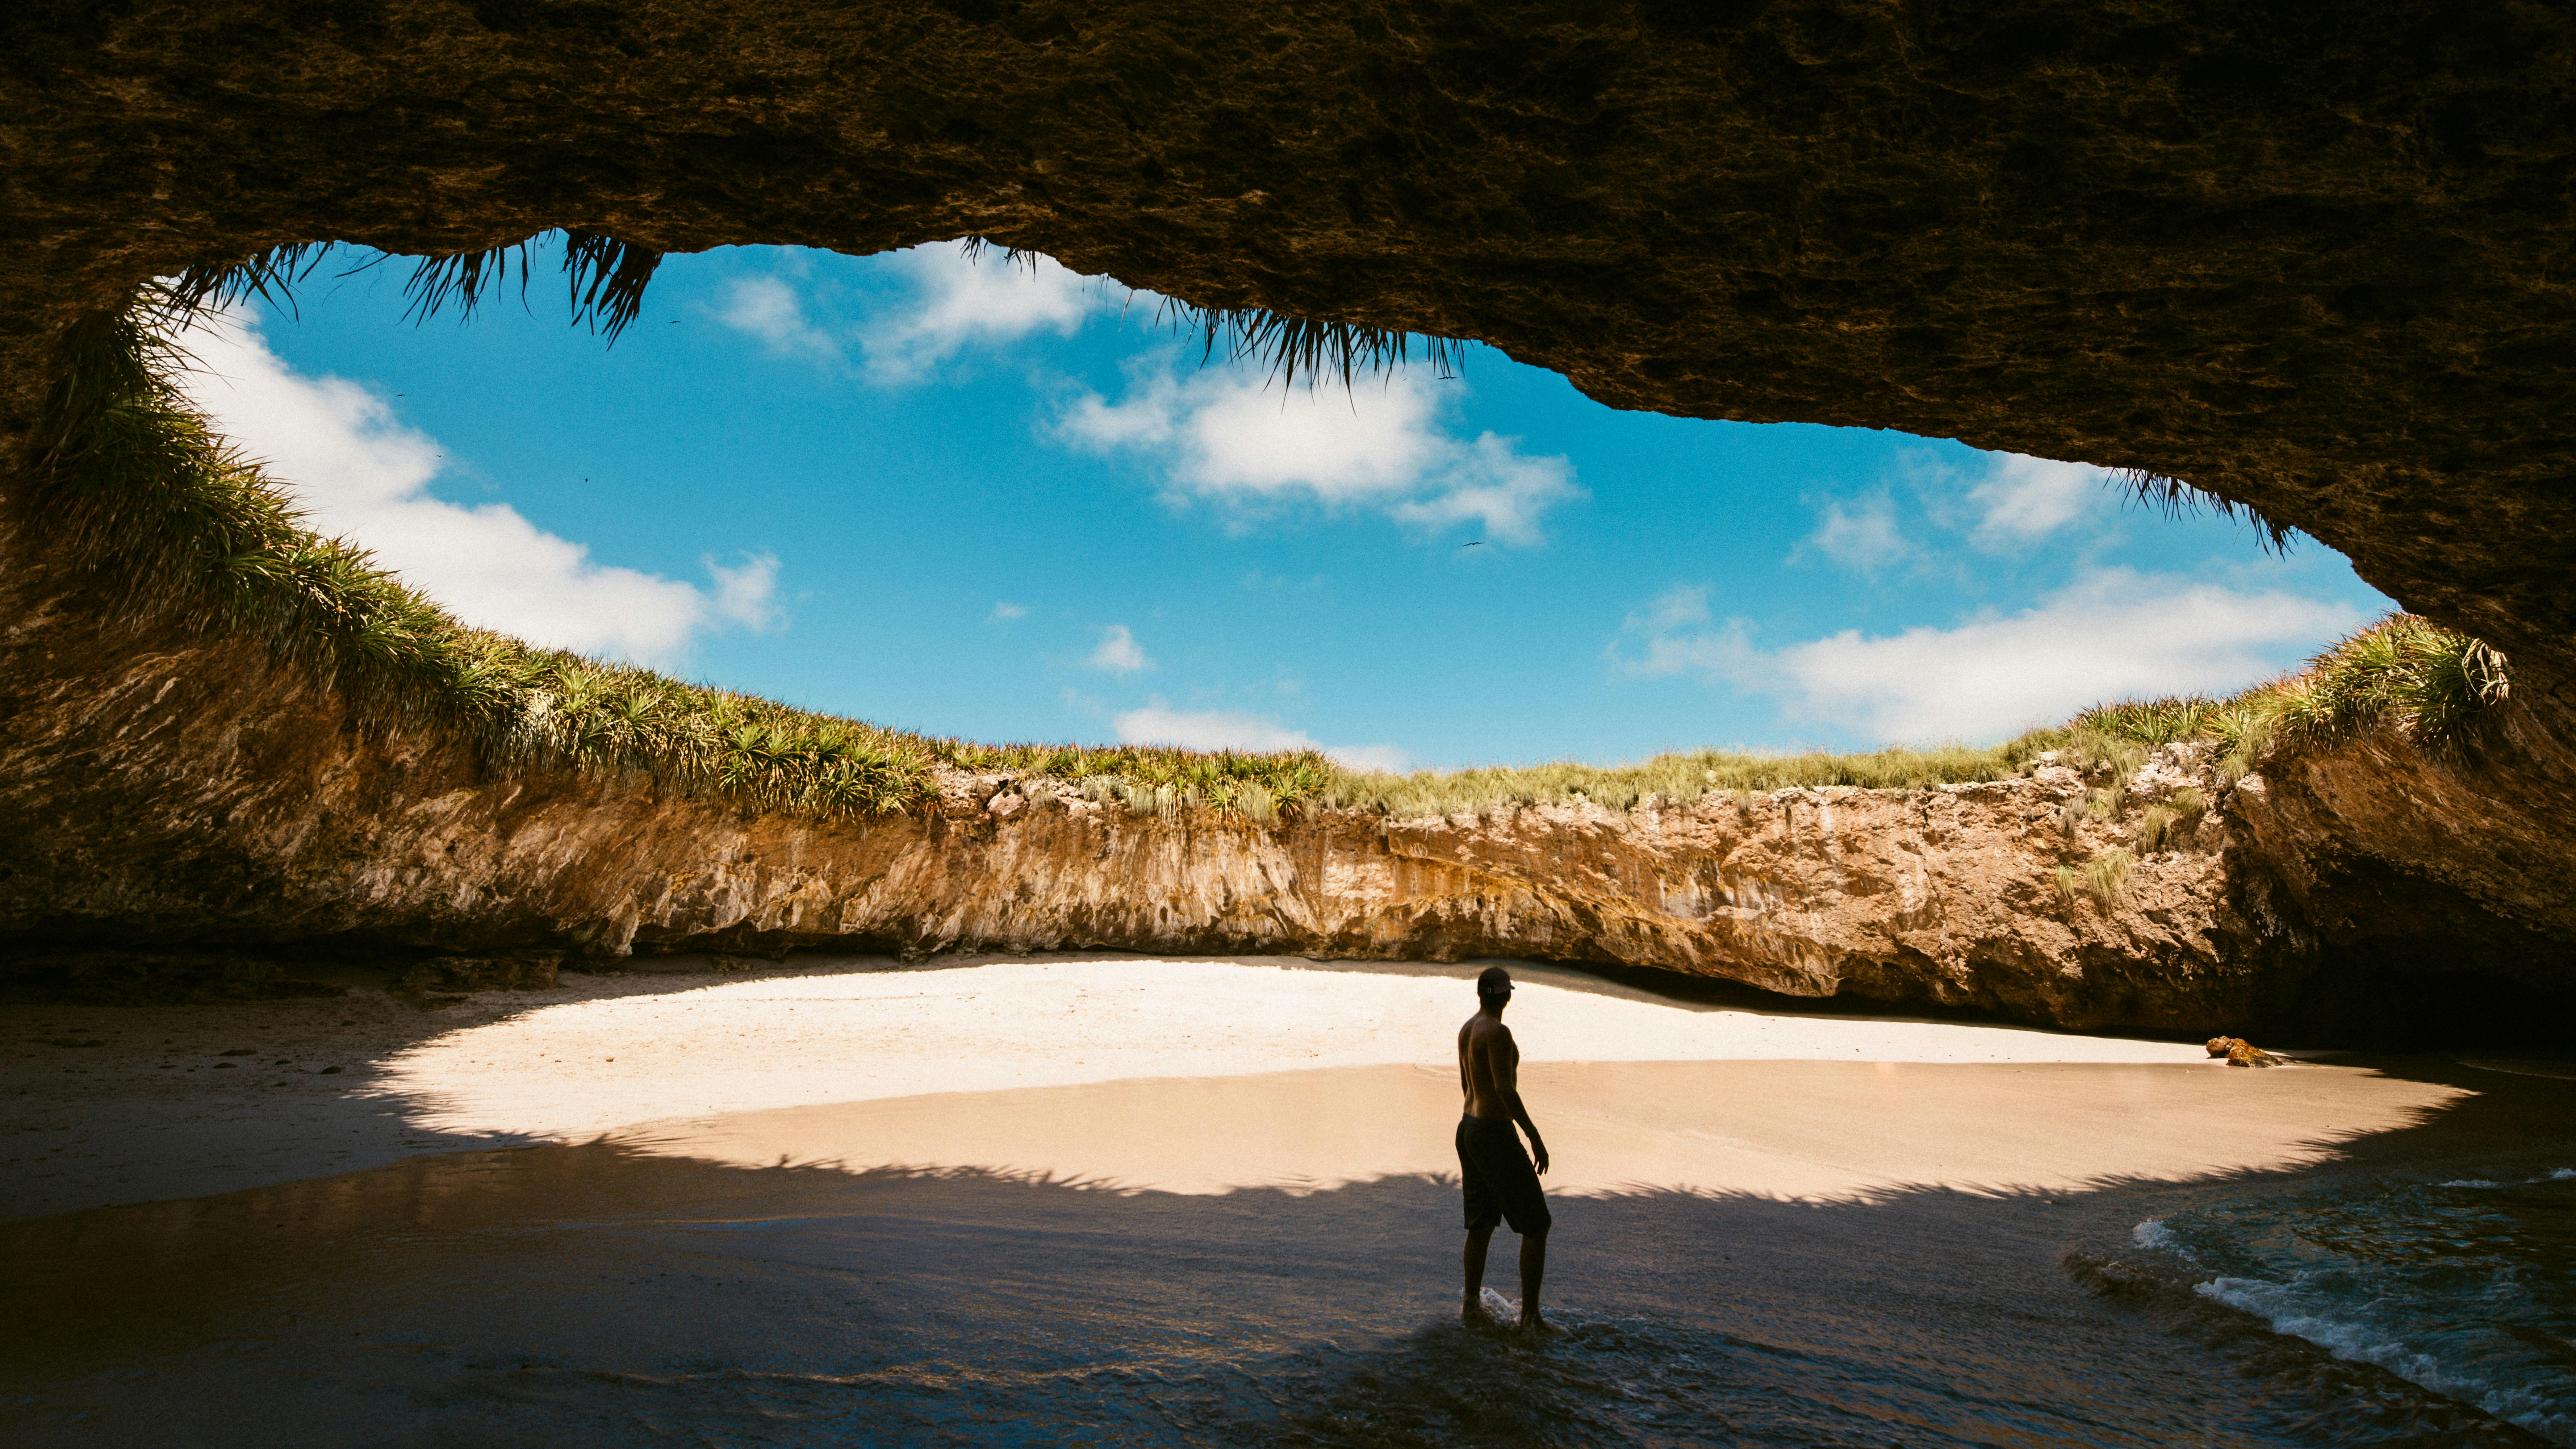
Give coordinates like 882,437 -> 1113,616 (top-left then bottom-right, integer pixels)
2443,1179 -> 2504,1189
2200,1271 -> 2574,1444
2198,1275 -> 2455,1386
2130,1217 -> 2191,1257
2547,1168 -> 2576,1182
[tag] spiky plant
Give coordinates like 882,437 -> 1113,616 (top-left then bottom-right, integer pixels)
173,230 -> 665,343
2110,467 -> 2299,554
2255,615 -> 2510,762
2074,696 -> 2220,746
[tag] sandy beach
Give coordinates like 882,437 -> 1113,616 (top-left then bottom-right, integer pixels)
3,951 -> 2406,1221
6,952 -> 2568,1448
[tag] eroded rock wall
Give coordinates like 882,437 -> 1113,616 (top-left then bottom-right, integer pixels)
0,504 -> 2294,1031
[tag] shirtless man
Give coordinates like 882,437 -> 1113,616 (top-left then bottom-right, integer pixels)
1456,965 -> 1558,1335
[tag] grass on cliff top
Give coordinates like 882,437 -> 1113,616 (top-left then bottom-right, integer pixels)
2066,614 -> 2510,780
1293,613 -> 2510,818
33,287 -> 2510,824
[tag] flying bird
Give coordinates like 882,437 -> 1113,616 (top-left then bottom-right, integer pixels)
1460,541 -> 1486,548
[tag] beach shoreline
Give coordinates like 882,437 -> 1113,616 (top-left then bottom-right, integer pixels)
7,949 -> 2272,1223
6,951 -> 2572,1447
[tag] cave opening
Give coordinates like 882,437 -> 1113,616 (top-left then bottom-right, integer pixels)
159,233 -> 2387,773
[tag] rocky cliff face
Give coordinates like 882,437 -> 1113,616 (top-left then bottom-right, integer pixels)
25,501 -> 2572,1037
0,620 -> 2258,1029
6,1 -> 2576,681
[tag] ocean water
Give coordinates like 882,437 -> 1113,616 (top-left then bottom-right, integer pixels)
2117,1169 -> 2576,1445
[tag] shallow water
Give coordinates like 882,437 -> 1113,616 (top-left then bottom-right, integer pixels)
3,1058 -> 2567,1447
2132,1168 -> 2576,1444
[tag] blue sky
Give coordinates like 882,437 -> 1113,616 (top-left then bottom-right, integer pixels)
177,237 -> 2391,772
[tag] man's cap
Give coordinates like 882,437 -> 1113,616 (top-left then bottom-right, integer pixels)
1476,966 -> 1514,998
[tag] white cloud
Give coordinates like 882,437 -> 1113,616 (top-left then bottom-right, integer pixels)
1056,359 -> 1580,543
1088,624 -> 1151,675
174,308 -> 782,666
1799,494 -> 1911,572
1614,569 -> 2364,744
1611,585 -> 1761,679
715,275 -> 842,362
863,242 -> 1103,383
1112,704 -> 1411,773
1968,452 -> 2107,549
1325,742 -> 1416,774
990,601 -> 1028,621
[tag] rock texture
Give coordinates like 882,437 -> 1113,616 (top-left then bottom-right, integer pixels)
5,1 -> 2576,679
15,502 -> 2573,1037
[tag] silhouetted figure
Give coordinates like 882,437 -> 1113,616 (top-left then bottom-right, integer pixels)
1457,965 -> 1560,1335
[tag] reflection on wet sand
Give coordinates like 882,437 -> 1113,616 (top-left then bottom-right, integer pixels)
3,1057 -> 2560,1448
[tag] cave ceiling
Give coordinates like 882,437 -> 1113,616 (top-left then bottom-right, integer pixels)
6,1 -> 2574,677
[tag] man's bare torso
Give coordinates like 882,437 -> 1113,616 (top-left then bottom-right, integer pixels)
1458,1012 -> 1517,1120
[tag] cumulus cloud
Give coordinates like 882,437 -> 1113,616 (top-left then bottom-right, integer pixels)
990,601 -> 1029,621
1967,452 -> 2108,549
1112,704 -> 1411,773
1056,360 -> 1581,543
715,275 -> 843,362
1799,494 -> 1911,572
862,243 -> 1103,383
174,309 -> 782,666
1614,569 -> 2364,744
708,243 -> 1104,382
1088,624 -> 1151,674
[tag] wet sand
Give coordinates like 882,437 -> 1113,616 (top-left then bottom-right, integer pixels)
3,1055 -> 2563,1447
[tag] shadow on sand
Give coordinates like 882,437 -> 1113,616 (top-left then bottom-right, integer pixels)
2,1056 -> 2566,1448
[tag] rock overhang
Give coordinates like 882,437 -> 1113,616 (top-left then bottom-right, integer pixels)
4,0 -> 2575,671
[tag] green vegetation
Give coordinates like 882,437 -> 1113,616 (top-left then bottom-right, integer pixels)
2055,848 -> 2136,910
1310,741 -> 2064,818
2070,615 -> 2510,782
30,284 -> 1345,821
33,280 -> 2514,829
934,740 -> 1331,818
2110,467 -> 2298,555
32,288 -> 932,818
2133,787 -> 2206,853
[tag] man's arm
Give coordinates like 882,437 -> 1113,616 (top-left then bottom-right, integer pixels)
1497,1027 -> 1548,1176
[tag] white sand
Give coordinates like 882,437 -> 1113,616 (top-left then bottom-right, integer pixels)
378,953 -> 2221,1141
11,952 -> 2450,1220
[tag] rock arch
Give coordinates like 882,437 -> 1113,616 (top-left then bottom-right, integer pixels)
7,0 -> 2575,670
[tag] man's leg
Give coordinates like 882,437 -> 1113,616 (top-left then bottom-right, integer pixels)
1462,1225 -> 1496,1322
1519,1228 -> 1554,1332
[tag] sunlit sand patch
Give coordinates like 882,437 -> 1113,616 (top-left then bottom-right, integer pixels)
615,1059 -> 2459,1202
358,955 -> 2460,1200
373,954 -> 2219,1142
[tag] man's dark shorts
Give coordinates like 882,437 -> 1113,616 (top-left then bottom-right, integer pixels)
1457,1114 -> 1551,1234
